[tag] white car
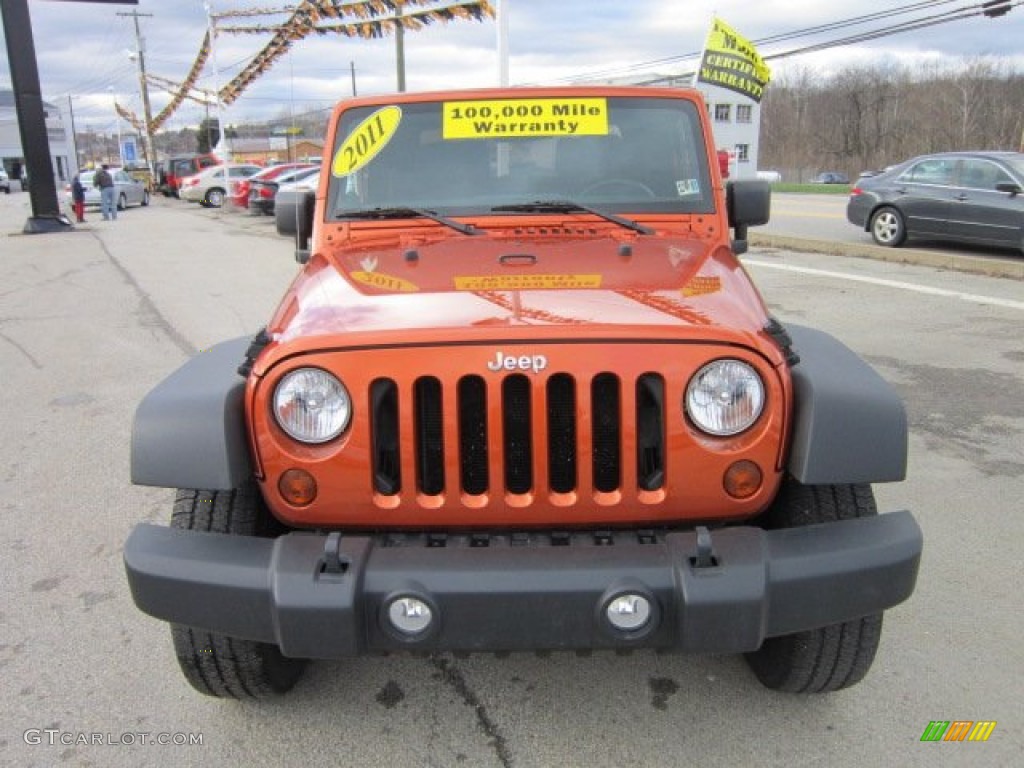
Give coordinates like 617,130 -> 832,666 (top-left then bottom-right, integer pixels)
0,168 -> 11,193
179,164 -> 261,207
65,168 -> 150,209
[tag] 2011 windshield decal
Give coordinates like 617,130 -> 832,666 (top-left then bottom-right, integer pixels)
332,106 -> 402,177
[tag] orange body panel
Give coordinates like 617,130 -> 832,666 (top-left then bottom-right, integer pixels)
246,86 -> 792,529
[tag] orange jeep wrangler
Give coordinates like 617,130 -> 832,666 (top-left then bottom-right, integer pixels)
125,86 -> 921,698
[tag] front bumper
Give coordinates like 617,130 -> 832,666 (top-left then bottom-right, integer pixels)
124,512 -> 921,658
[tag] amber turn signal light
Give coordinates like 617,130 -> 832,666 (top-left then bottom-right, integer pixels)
279,469 -> 318,506
723,460 -> 762,499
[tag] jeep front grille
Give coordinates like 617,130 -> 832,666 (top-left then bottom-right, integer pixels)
369,372 -> 666,503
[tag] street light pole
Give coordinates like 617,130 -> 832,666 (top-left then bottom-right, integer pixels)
108,86 -> 122,166
497,0 -> 508,86
395,1 -> 406,92
204,1 -> 230,159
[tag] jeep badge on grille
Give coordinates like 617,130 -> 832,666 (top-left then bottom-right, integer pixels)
487,352 -> 548,374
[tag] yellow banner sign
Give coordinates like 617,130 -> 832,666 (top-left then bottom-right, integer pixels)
454,274 -> 602,290
698,17 -> 771,103
443,98 -> 608,139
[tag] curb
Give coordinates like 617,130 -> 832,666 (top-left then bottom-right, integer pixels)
750,233 -> 1024,281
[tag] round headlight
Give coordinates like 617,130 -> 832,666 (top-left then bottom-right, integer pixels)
273,368 -> 351,444
685,359 -> 765,436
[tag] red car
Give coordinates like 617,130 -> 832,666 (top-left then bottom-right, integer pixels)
230,163 -> 315,209
160,153 -> 220,198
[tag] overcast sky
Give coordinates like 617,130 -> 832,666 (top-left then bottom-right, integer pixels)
2,0 -> 1022,133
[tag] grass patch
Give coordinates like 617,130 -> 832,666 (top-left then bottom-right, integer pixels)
771,183 -> 851,194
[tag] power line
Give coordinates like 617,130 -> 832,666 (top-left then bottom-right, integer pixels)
540,0 -> 1019,86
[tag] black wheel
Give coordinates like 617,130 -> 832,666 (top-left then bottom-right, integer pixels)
745,481 -> 883,693
141,190 -> 150,206
869,206 -> 906,247
117,193 -> 127,211
169,485 -> 306,698
205,187 -> 226,208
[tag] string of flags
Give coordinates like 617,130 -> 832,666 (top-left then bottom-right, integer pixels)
115,1 -> 494,132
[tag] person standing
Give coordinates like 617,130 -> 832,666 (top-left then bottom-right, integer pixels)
93,164 -> 116,220
71,174 -> 86,223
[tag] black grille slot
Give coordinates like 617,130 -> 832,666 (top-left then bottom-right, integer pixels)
370,367 -> 661,502
636,374 -> 666,491
546,374 -> 577,493
591,373 -> 621,493
502,375 -> 533,493
370,379 -> 401,495
414,377 -> 444,495
458,376 -> 488,495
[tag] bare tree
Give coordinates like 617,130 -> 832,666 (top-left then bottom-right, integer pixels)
760,57 -> 1024,179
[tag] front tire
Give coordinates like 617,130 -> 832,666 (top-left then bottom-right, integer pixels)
117,193 -> 127,211
745,481 -> 883,693
141,190 -> 150,206
205,187 -> 225,208
169,485 -> 306,698
869,206 -> 906,247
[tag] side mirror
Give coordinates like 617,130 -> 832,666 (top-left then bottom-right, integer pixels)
995,181 -> 1021,197
726,180 -> 771,255
294,189 -> 316,264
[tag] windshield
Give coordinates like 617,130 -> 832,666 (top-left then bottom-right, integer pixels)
1003,154 -> 1024,179
327,95 -> 714,218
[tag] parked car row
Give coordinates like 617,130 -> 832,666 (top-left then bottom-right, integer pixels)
158,157 -> 319,213
846,150 -> 1024,252
230,163 -> 317,212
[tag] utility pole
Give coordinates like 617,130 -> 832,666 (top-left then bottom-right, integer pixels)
67,95 -> 80,176
117,9 -> 156,179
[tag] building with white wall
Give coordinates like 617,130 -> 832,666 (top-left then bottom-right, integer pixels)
0,87 -> 77,184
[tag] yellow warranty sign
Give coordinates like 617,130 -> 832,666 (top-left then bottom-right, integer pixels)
332,106 -> 402,177
443,98 -> 608,139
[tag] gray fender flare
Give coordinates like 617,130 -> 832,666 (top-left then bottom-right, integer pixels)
131,337 -> 252,490
785,324 -> 907,484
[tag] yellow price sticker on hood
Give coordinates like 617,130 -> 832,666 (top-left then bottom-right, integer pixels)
454,274 -> 602,290
350,270 -> 419,293
443,98 -> 608,139
332,106 -> 402,177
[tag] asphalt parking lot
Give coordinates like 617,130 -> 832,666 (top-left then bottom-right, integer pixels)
1,191 -> 1021,767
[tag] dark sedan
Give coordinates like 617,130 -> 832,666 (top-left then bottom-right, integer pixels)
847,151 -> 1024,252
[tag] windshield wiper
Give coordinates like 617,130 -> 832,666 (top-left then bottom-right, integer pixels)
337,206 -> 481,235
490,200 -> 654,235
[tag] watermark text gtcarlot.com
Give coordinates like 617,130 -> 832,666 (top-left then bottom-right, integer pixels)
24,729 -> 203,747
